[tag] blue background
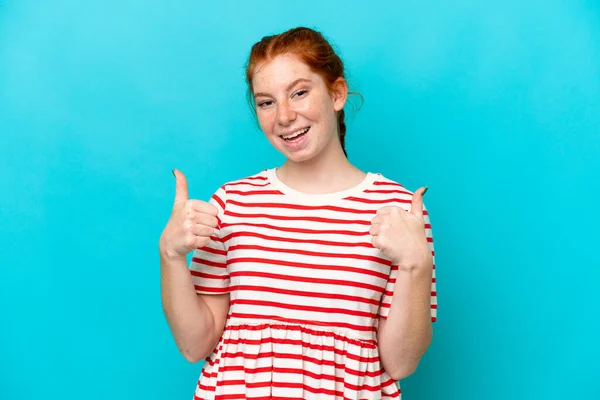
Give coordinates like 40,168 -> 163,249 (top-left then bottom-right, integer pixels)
1,1 -> 599,399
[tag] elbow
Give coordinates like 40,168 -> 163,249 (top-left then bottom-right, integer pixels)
180,343 -> 212,364
182,350 -> 204,363
382,333 -> 433,381
387,360 -> 419,381
177,328 -> 220,363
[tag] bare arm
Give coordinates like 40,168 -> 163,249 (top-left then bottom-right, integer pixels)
159,169 -> 230,363
160,251 -> 229,362
377,261 -> 433,380
371,189 -> 435,380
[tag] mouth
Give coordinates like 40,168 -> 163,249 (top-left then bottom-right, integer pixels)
279,126 -> 310,142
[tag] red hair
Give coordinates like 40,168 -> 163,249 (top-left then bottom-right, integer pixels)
245,27 -> 361,158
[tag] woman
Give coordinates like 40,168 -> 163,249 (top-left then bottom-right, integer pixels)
159,27 -> 437,400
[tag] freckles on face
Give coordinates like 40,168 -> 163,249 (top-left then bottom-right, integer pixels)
250,55 -> 341,162
251,55 -> 335,135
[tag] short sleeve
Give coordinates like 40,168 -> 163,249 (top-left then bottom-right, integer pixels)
189,186 -> 230,294
378,203 -> 437,322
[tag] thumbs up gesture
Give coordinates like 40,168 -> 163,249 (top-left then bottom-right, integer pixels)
159,170 -> 220,260
369,187 -> 433,270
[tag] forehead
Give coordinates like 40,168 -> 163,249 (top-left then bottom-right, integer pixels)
252,54 -> 316,92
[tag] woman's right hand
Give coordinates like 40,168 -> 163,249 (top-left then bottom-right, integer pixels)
159,170 -> 220,260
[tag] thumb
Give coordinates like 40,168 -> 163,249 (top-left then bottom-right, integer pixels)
410,186 -> 428,217
172,169 -> 189,205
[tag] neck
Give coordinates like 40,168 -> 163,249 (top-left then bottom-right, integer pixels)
277,136 -> 365,194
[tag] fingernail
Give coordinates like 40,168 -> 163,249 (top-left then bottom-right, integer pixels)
423,186 -> 428,196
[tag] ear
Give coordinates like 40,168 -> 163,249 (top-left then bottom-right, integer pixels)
331,77 -> 348,112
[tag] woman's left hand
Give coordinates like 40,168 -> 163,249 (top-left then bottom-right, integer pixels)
369,187 -> 433,269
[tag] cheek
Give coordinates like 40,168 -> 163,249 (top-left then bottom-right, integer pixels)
305,96 -> 335,129
304,96 -> 326,120
256,111 -> 274,133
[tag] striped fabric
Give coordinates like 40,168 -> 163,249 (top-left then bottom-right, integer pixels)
189,168 -> 437,400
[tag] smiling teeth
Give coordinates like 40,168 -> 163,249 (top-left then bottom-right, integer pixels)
282,127 -> 309,140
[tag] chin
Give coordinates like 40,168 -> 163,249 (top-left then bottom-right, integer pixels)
282,145 -> 321,163
285,153 -> 315,163
267,126 -> 330,163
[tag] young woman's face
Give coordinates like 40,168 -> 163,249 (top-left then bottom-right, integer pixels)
252,54 -> 346,163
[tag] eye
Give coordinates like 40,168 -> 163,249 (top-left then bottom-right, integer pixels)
257,100 -> 274,109
293,89 -> 308,98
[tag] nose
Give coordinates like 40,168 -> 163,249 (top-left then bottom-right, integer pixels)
276,101 -> 296,126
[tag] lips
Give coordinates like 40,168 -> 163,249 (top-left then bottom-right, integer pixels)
278,126 -> 310,151
280,127 -> 310,141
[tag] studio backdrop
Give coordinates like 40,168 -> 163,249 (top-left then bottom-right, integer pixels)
1,1 -> 598,399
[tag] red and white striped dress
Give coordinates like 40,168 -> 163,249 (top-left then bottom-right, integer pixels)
189,168 -> 437,400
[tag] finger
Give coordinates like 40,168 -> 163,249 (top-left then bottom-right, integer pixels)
375,206 -> 396,216
369,223 -> 380,236
192,223 -> 215,238
183,212 -> 218,230
410,187 -> 427,217
187,199 -> 219,217
376,206 -> 407,217
193,213 -> 219,229
173,170 -> 189,206
192,236 -> 211,251
370,215 -> 384,225
371,235 -> 382,249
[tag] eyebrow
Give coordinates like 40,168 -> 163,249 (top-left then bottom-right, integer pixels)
254,78 -> 312,98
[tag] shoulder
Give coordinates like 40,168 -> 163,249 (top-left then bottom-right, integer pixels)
369,171 -> 430,211
370,171 -> 413,195
218,169 -> 270,192
208,169 -> 270,212
212,169 -> 272,201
